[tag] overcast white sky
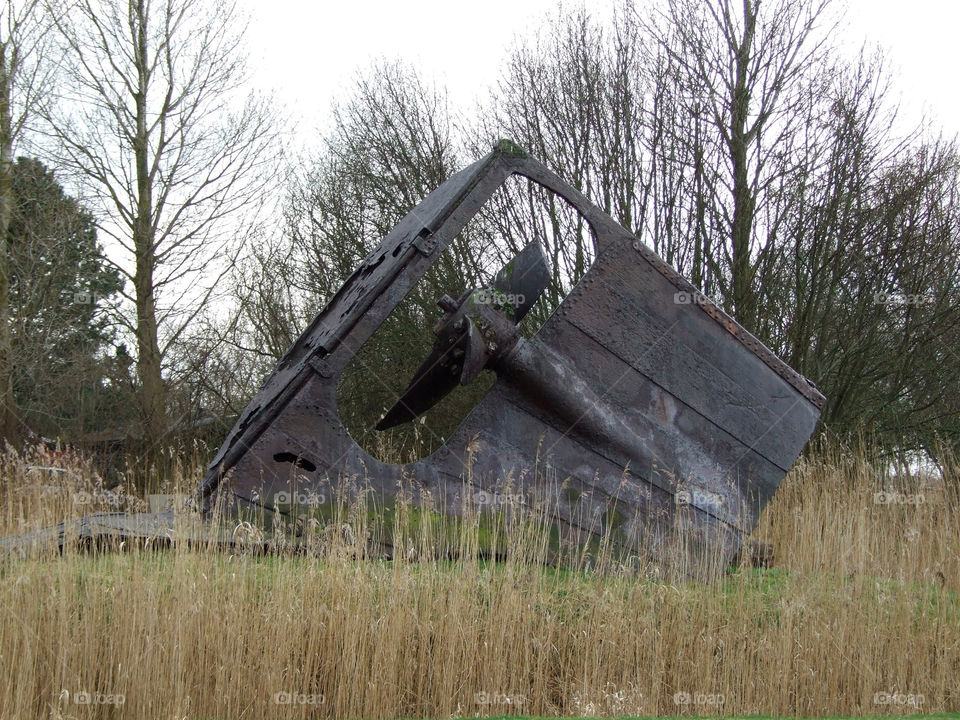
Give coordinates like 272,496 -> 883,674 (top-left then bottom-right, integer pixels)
242,0 -> 960,147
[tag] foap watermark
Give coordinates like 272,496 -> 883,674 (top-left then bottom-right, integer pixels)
675,488 -> 724,511
873,292 -> 935,306
673,690 -> 725,707
474,490 -> 525,507
60,689 -> 125,706
274,691 -> 326,706
474,288 -> 525,309
73,489 -> 124,507
273,490 -> 327,507
874,691 -> 925,708
474,691 -> 527,707
874,491 -> 926,505
61,290 -> 108,306
673,290 -> 711,306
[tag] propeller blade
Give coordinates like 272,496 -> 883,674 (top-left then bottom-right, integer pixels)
491,240 -> 552,323
376,242 -> 551,431
459,318 -> 488,385
375,323 -> 470,431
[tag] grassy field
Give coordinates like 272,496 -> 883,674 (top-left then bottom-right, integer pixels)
0,440 -> 958,719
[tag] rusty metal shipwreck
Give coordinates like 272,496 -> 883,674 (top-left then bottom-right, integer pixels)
2,141 -> 824,579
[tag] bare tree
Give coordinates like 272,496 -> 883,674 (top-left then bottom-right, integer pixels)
645,0 -> 835,331
42,0 -> 280,443
0,0 -> 53,444
481,6 -> 643,295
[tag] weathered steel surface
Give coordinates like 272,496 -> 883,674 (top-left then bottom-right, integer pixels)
198,142 -> 825,578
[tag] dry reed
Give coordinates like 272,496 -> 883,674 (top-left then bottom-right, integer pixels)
0,439 -> 957,718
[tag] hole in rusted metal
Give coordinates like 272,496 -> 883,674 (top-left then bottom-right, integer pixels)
337,175 -> 597,464
272,452 -> 317,472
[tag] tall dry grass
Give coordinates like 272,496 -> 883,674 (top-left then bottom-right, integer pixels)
0,439 -> 957,718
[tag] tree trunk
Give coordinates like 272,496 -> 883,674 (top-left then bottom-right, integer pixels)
132,0 -> 166,443
728,0 -> 758,331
